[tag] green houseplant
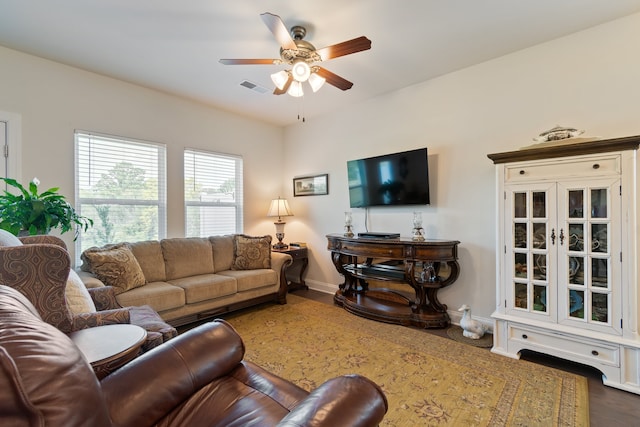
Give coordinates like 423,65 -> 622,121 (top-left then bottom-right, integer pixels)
0,177 -> 93,239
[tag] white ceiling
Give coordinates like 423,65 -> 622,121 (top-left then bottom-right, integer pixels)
1,0 -> 640,127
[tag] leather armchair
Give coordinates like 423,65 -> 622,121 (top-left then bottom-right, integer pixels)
0,234 -> 176,350
0,285 -> 388,426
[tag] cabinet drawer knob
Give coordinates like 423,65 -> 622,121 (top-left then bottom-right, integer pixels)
519,170 -> 525,175
522,334 -> 528,339
591,350 -> 599,356
592,164 -> 600,169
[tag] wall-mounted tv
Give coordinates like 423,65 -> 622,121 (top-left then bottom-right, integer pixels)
347,148 -> 430,208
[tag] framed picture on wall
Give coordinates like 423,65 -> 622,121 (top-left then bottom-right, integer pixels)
293,174 -> 328,196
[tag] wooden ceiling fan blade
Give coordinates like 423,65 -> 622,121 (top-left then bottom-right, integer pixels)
260,12 -> 297,50
316,67 -> 353,91
316,36 -> 372,61
219,59 -> 279,65
273,74 -> 293,95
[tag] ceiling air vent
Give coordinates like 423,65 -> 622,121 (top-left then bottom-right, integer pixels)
239,80 -> 270,94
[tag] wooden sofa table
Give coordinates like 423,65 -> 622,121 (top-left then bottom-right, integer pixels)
69,324 -> 147,379
327,234 -> 460,328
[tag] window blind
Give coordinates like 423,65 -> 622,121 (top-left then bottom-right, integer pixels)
184,148 -> 243,237
74,131 -> 167,261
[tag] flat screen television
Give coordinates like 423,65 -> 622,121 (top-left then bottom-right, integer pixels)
347,148 -> 430,208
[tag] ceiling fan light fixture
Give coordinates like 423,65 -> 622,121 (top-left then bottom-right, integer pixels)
287,81 -> 304,97
291,60 -> 311,82
308,72 -> 326,92
270,70 -> 289,90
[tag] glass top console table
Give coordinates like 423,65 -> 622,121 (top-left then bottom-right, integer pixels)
326,234 -> 460,328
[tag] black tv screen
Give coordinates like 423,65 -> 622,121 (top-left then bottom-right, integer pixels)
347,148 -> 430,208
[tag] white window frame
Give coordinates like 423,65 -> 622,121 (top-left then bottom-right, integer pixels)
74,130 -> 167,263
184,148 -> 243,237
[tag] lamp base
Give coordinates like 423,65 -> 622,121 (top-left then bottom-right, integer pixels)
273,241 -> 289,250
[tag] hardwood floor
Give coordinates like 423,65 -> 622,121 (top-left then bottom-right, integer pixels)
293,289 -> 640,427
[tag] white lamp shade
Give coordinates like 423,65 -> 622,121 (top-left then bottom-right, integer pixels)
287,81 -> 304,97
270,70 -> 289,90
267,198 -> 293,220
308,72 -> 326,92
291,61 -> 311,82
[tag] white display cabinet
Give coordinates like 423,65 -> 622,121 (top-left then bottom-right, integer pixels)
488,136 -> 640,394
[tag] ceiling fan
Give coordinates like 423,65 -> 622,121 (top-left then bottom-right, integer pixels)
219,12 -> 372,97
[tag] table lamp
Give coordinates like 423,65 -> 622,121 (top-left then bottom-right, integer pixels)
267,197 -> 293,249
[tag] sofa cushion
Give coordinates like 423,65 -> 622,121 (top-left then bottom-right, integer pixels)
115,281 -> 185,313
129,240 -> 166,283
81,244 -> 146,295
232,235 -> 272,270
161,238 -> 214,280
168,274 -> 237,304
218,269 -> 277,292
209,235 -> 234,272
66,269 -> 97,314
79,242 -> 120,272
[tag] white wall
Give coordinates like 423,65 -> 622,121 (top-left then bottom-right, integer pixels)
0,45 -> 285,260
283,13 -> 640,320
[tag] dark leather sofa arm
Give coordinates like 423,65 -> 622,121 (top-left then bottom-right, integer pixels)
100,319 -> 245,427
277,375 -> 388,427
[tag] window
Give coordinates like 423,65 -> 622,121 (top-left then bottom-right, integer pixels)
75,131 -> 167,259
184,149 -> 243,237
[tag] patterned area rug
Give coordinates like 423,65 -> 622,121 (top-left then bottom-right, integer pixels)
225,295 -> 589,427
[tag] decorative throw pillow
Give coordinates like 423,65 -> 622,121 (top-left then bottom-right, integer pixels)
0,229 -> 22,247
65,269 -> 97,314
232,234 -> 272,270
81,243 -> 146,295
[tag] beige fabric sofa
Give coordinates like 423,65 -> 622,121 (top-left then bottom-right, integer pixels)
79,235 -> 292,327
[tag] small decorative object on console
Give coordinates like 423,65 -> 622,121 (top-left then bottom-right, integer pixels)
411,211 -> 425,241
344,211 -> 354,237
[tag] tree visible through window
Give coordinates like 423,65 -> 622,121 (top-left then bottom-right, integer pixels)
184,149 -> 243,237
75,131 -> 167,260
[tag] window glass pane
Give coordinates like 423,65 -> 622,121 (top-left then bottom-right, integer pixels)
569,256 -> 584,285
568,190 -> 584,218
591,188 -> 607,218
534,254 -> 546,280
515,282 -> 527,309
568,223 -> 584,251
591,258 -> 608,288
532,192 -> 545,218
591,223 -> 608,253
532,223 -> 546,249
569,290 -> 584,319
514,253 -> 527,278
514,193 -> 526,218
184,149 -> 243,237
514,223 -> 527,248
533,285 -> 547,312
592,293 -> 608,323
75,131 -> 167,263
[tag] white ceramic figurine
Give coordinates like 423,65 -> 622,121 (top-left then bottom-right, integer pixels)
458,304 -> 488,339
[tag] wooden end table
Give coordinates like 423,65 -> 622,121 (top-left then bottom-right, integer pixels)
69,324 -> 147,379
272,246 -> 309,291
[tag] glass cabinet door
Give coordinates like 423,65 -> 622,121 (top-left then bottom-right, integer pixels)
505,183 -> 556,321
557,179 -> 621,335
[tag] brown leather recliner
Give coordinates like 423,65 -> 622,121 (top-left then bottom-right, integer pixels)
0,285 -> 388,427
